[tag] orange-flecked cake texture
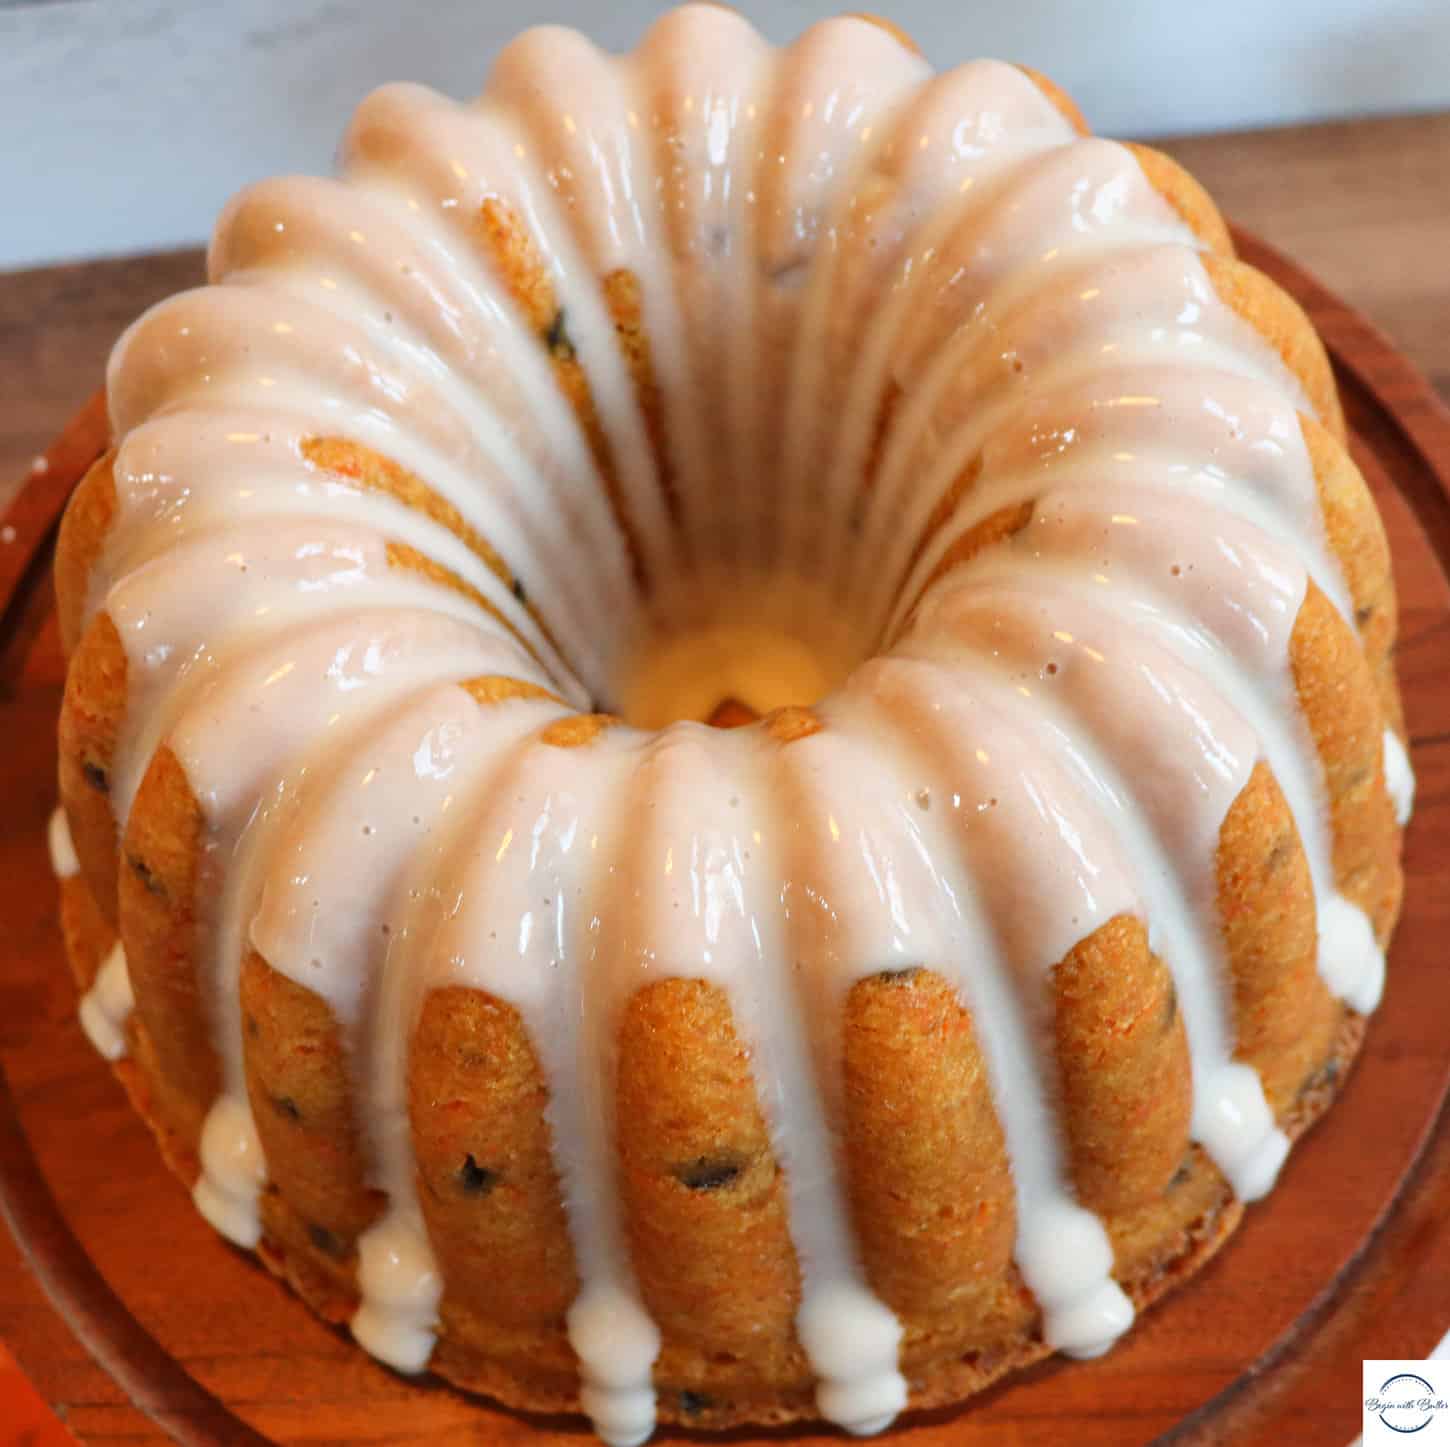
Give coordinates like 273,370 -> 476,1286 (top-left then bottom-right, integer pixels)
53,7 -> 1411,1444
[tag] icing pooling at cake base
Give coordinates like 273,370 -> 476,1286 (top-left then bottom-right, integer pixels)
53,805 -> 136,1065
1384,728 -> 1416,827
352,1208 -> 443,1375
78,942 -> 134,1063
194,1095 -> 266,1248
48,806 -> 80,880
55,6 -> 1414,1443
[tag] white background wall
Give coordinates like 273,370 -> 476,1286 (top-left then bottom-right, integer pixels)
2,0 -> 1447,271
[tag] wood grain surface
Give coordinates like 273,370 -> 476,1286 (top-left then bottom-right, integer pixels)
1161,112 -> 1450,407
0,115 -> 1448,1447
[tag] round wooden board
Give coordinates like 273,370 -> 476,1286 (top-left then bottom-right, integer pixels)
2,229 -> 1449,1447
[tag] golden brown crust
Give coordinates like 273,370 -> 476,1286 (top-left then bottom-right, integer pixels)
1203,254 -> 1347,441
382,541 -> 543,662
303,436 -> 514,587
256,1182 -> 360,1326
55,530 -> 556,929
60,841 -> 1371,1432
762,704 -> 822,743
604,267 -> 678,530
1017,65 -> 1090,136
909,498 -> 1036,623
477,198 -> 646,586
58,874 -> 113,994
410,988 -> 580,1347
1300,412 -> 1404,737
301,436 -> 566,667
1053,916 -> 1192,1215
115,1013 -> 204,1187
58,612 -> 127,926
55,449 -> 117,658
905,452 -> 985,587
539,712 -> 618,748
459,674 -> 561,708
336,1006 -> 1364,1431
119,743 -> 218,1152
842,968 -> 1015,1319
238,674 -> 577,1329
1101,1146 -> 1235,1290
240,952 -> 383,1287
1125,143 -> 1235,257
617,980 -> 801,1374
845,13 -> 922,55
1216,761 -> 1339,1116
1290,582 -> 1404,943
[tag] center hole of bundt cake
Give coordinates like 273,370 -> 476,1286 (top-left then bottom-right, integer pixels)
615,571 -> 864,730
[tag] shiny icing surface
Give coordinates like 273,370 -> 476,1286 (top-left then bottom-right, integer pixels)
1385,727 -> 1416,827
193,1094 -> 266,1249
78,942 -> 134,1063
48,806 -> 79,880
63,8 -> 1412,1444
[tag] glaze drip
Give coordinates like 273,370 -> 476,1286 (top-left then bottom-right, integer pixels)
48,806 -> 80,879
78,942 -> 134,1063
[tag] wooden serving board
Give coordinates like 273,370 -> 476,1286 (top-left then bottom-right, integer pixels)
2,230 -> 1449,1447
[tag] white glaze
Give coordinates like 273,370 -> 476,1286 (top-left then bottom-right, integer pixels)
78,942 -> 134,1062
353,1212 -> 442,1374
897,584 -> 1297,1201
194,1095 -> 266,1248
424,728 -> 664,1444
1384,728 -> 1416,828
610,723 -> 909,1431
254,678 -> 560,1373
48,807 -> 79,879
846,656 -> 1146,1342
63,8 -> 1413,1444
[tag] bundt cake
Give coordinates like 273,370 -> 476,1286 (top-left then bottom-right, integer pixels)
51,6 -> 1414,1442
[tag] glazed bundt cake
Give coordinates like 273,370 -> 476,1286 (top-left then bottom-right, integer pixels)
51,6 -> 1414,1442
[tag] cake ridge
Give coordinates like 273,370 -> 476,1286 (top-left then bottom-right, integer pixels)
932,521 -> 1380,1011
413,722 -> 655,1439
183,608 -> 547,1245
882,392 -> 1347,646
107,276 -> 625,691
950,645 -> 1296,1191
838,664 -> 1144,1353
